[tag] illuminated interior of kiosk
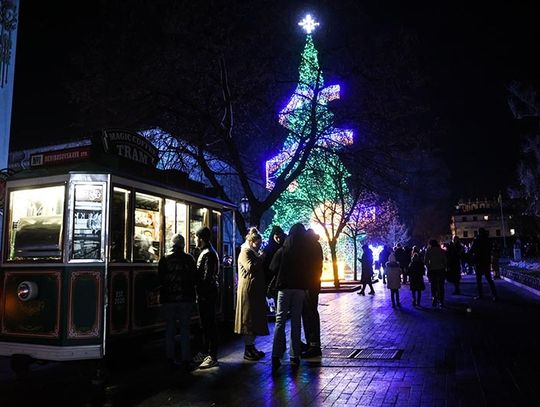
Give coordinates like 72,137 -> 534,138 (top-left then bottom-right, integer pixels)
8,185 -> 65,260
134,192 -> 162,263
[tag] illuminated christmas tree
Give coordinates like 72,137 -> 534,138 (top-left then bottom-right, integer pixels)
266,15 -> 353,238
265,15 -> 356,286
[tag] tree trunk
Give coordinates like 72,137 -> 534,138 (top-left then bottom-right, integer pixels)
329,241 -> 340,288
353,237 -> 358,281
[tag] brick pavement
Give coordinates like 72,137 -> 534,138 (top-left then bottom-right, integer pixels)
2,274 -> 540,406
134,275 -> 540,406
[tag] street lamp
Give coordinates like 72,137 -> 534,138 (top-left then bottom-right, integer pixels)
239,196 -> 250,224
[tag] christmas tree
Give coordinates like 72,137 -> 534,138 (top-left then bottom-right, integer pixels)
266,14 -> 353,237
265,15 -> 354,285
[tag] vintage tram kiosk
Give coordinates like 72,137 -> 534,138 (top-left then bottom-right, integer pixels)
0,134 -> 236,376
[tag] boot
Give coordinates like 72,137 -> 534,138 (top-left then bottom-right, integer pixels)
244,345 -> 261,361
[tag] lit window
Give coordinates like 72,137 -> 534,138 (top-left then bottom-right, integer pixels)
8,185 -> 65,260
484,215 -> 489,220
111,187 -> 131,262
510,229 -> 516,236
134,192 -> 162,263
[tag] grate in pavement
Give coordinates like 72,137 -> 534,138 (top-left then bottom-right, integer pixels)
353,349 -> 402,360
324,348 -> 359,358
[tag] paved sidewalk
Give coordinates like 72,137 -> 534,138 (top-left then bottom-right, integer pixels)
1,274 -> 539,406
134,275 -> 540,406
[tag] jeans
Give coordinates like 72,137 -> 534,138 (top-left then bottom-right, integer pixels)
163,302 -> 194,362
475,263 -> 497,297
272,289 -> 306,359
429,269 -> 445,305
302,288 -> 321,347
198,297 -> 218,359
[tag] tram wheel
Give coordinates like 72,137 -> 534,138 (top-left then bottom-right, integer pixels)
11,354 -> 33,380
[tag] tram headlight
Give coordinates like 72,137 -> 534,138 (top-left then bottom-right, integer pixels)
17,281 -> 39,302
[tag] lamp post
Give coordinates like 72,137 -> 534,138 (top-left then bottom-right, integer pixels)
239,196 -> 250,226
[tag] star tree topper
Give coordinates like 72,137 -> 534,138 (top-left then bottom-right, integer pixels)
298,14 -> 319,34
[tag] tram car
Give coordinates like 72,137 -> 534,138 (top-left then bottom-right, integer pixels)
0,131 -> 237,376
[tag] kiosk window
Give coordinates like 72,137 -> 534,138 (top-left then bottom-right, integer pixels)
189,206 -> 208,258
176,202 -> 187,247
8,185 -> 65,260
164,200 -> 188,253
134,193 -> 162,262
110,187 -> 131,262
72,184 -> 104,260
164,199 -> 175,253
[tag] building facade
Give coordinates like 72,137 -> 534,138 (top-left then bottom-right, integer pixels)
450,198 -> 516,244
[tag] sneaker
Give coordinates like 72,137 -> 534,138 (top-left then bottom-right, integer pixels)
301,347 -> 322,359
198,355 -> 218,369
192,352 -> 207,365
254,347 -> 265,358
368,291 -> 375,295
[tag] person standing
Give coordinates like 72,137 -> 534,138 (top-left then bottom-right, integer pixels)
262,225 -> 286,289
301,229 -> 324,359
469,228 -> 498,300
270,223 -> 310,372
394,243 -> 408,283
194,227 -> 220,369
262,225 -> 286,313
158,234 -> 197,371
358,244 -> 375,295
235,228 -> 269,361
424,239 -> 447,308
446,236 -> 464,294
378,245 -> 392,283
386,253 -> 402,308
407,253 -> 426,306
492,242 -> 501,279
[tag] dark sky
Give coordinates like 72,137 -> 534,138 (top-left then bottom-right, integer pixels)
9,1 -> 540,203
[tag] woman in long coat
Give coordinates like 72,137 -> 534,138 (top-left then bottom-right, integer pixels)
235,227 -> 269,361
358,244 -> 375,295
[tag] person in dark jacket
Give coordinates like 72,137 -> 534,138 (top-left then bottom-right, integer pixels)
446,236 -> 464,294
394,243 -> 409,284
158,234 -> 196,370
358,244 -> 375,295
194,227 -> 220,369
407,253 -> 426,306
262,225 -> 286,313
262,225 -> 286,289
269,223 -> 310,371
301,229 -> 324,359
469,228 -> 497,300
379,245 -> 392,283
424,239 -> 447,308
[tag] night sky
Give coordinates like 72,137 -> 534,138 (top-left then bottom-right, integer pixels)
9,1 -> 540,203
